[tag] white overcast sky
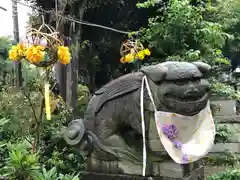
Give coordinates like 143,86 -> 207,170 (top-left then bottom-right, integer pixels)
0,0 -> 31,39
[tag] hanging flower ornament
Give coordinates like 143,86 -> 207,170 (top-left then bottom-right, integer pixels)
120,39 -> 151,64
8,23 -> 71,67
8,23 -> 71,121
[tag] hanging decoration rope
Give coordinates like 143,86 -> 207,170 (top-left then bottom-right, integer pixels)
10,0 -> 133,35
120,39 -> 151,64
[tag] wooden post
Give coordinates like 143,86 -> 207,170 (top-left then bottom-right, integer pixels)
54,0 -> 67,101
71,45 -> 78,118
12,0 -> 22,88
67,1 -> 86,118
66,37 -> 78,118
59,64 -> 67,101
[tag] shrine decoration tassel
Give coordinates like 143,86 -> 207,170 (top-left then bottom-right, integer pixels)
44,83 -> 51,120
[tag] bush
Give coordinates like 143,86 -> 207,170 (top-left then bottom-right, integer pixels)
207,169 -> 240,180
77,84 -> 90,118
214,124 -> 232,144
0,65 -> 88,177
202,152 -> 239,167
0,140 -> 82,180
0,140 -> 40,179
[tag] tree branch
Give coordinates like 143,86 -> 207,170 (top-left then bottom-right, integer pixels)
20,89 -> 38,124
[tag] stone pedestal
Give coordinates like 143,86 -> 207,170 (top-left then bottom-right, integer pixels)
81,166 -> 204,180
81,162 -> 204,180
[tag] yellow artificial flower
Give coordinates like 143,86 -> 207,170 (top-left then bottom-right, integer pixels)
136,50 -> 145,60
57,46 -> 71,65
9,48 -> 19,61
17,43 -> 26,57
8,44 -> 25,61
25,45 -> 45,63
143,48 -> 151,56
124,53 -> 135,63
120,57 -> 125,63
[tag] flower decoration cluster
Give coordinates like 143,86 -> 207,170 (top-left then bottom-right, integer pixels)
9,42 -> 71,65
8,25 -> 71,66
162,124 -> 178,140
119,39 -> 151,64
120,48 -> 151,64
161,123 -> 190,163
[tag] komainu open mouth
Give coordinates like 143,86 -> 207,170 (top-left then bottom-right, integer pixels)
163,93 -> 209,116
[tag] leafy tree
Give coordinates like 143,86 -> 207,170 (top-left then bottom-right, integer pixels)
0,37 -> 12,85
209,0 -> 240,70
138,0 -> 231,64
0,37 -> 9,59
82,0 -> 155,87
137,0 -> 239,98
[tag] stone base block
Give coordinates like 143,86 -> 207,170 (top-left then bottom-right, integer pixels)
81,166 -> 204,180
211,100 -> 236,116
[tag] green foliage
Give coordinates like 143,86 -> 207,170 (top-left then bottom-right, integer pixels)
210,82 -> 235,98
38,102 -> 86,174
138,0 -> 240,98
0,140 -> 81,179
136,0 -> 161,8
214,125 -> 232,144
58,173 -> 80,180
34,167 -> 58,180
207,169 -> 240,180
0,36 -> 13,86
0,60 -> 87,177
0,118 -> 10,168
139,0 -> 232,65
34,167 -> 79,180
203,152 -> 239,167
40,142 -> 87,174
1,140 -> 40,179
0,142 -> 7,168
77,84 -> 90,117
0,86 -> 41,138
38,85 -> 87,174
0,36 -> 11,61
0,118 -> 9,133
0,68 -> 85,176
208,0 -> 240,58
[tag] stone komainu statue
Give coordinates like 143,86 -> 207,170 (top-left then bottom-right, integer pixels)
64,61 -> 212,177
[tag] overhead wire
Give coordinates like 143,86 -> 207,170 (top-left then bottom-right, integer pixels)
0,6 -> 7,11
11,0 -> 135,34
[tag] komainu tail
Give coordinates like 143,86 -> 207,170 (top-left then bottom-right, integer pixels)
63,119 -> 118,160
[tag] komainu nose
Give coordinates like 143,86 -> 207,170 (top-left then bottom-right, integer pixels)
184,86 -> 200,97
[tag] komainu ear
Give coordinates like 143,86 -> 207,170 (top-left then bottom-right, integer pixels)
140,64 -> 168,82
192,61 -> 211,75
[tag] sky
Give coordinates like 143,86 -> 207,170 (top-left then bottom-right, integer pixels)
0,0 -> 31,39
